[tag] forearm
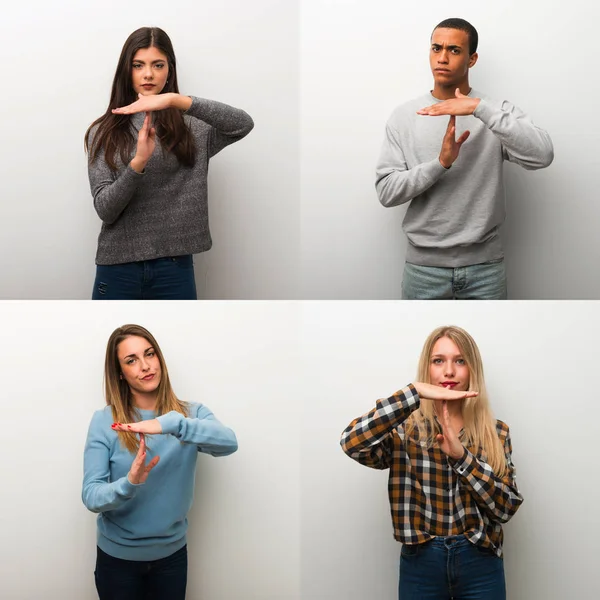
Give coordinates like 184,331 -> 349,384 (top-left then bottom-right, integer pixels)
157,410 -> 238,456
449,448 -> 523,523
90,164 -> 142,225
376,158 -> 448,207
81,475 -> 140,513
340,384 -> 419,468
474,99 -> 554,169
181,95 -> 254,137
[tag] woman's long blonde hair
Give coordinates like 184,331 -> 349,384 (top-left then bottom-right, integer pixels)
105,324 -> 188,454
404,326 -> 507,477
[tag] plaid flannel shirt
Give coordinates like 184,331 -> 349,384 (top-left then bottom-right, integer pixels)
340,384 -> 523,557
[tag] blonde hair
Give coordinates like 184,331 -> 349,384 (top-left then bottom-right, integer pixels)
104,324 -> 188,454
404,325 -> 507,477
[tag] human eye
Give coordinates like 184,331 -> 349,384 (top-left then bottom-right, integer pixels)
132,63 -> 142,69
155,63 -> 165,69
432,46 -> 440,52
126,358 -> 135,365
452,48 -> 460,55
432,358 -> 442,364
146,351 -> 155,357
456,358 -> 466,365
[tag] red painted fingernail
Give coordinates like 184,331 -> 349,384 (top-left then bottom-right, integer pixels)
128,425 -> 132,429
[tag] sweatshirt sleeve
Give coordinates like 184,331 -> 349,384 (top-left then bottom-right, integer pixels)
340,384 -> 420,469
448,422 -> 523,524
156,404 -> 238,457
473,99 -> 554,169
375,121 -> 449,208
184,96 -> 254,158
87,131 -> 143,225
82,411 -> 142,513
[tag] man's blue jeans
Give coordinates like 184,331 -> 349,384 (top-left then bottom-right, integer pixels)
92,255 -> 197,300
398,536 -> 506,599
401,259 -> 507,300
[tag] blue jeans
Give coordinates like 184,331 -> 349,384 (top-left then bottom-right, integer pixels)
399,536 -> 505,600
92,256 -> 197,300
94,545 -> 188,600
401,260 -> 507,300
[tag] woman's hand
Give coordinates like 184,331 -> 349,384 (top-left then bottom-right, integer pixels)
112,418 -> 163,434
413,382 -> 478,402
113,93 -> 174,115
130,112 -> 156,172
436,401 -> 465,460
126,433 -> 160,485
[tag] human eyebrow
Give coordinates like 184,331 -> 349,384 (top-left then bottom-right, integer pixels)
431,354 -> 464,359
132,60 -> 166,64
122,346 -> 154,360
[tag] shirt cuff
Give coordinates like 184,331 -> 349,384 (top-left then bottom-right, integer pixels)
472,98 -> 496,125
448,447 -> 472,475
156,411 -> 183,436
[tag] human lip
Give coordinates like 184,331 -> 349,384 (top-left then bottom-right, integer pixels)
435,69 -> 450,73
141,373 -> 155,381
141,84 -> 156,89
440,381 -> 458,387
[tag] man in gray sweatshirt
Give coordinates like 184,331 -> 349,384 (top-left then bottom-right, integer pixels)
375,18 -> 553,299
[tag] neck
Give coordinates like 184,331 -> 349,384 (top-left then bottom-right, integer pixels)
131,390 -> 158,411
432,80 -> 471,100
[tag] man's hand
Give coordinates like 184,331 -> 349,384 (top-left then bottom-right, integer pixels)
417,88 -> 480,116
438,115 -> 470,168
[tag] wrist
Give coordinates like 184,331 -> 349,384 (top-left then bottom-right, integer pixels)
471,98 -> 481,114
439,157 -> 452,169
130,157 -> 147,173
171,93 -> 193,111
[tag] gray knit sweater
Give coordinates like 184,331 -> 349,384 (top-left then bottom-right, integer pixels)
88,97 -> 254,265
376,90 -> 553,267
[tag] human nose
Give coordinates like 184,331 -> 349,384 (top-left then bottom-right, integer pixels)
443,361 -> 455,377
438,49 -> 449,64
143,66 -> 153,80
140,357 -> 150,371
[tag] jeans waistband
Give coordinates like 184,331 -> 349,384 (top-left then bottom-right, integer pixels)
428,535 -> 470,550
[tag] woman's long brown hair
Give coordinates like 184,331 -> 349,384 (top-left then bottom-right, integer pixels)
105,324 -> 188,454
85,27 -> 196,171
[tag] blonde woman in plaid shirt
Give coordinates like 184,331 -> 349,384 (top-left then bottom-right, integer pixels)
341,326 -> 523,600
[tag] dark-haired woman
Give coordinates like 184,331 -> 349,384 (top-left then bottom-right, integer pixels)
83,324 -> 238,599
85,27 -> 254,300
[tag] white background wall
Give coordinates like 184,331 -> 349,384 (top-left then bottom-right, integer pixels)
300,0 -> 600,299
0,0 -> 299,299
300,301 -> 599,599
0,302 -> 300,599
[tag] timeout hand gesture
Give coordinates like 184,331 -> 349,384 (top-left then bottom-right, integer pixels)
112,418 -> 163,435
125,433 -> 160,485
436,401 -> 465,460
412,382 -> 477,402
112,92 -> 174,115
417,88 -> 480,117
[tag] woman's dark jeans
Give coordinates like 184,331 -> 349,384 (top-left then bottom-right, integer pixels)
94,545 -> 188,600
399,535 -> 506,599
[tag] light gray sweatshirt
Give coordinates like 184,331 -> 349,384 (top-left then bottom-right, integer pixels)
88,97 -> 254,265
375,90 -> 553,267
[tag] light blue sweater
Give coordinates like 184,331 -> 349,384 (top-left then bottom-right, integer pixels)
82,403 -> 237,561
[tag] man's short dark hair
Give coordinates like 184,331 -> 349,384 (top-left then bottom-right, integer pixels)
433,18 -> 478,55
